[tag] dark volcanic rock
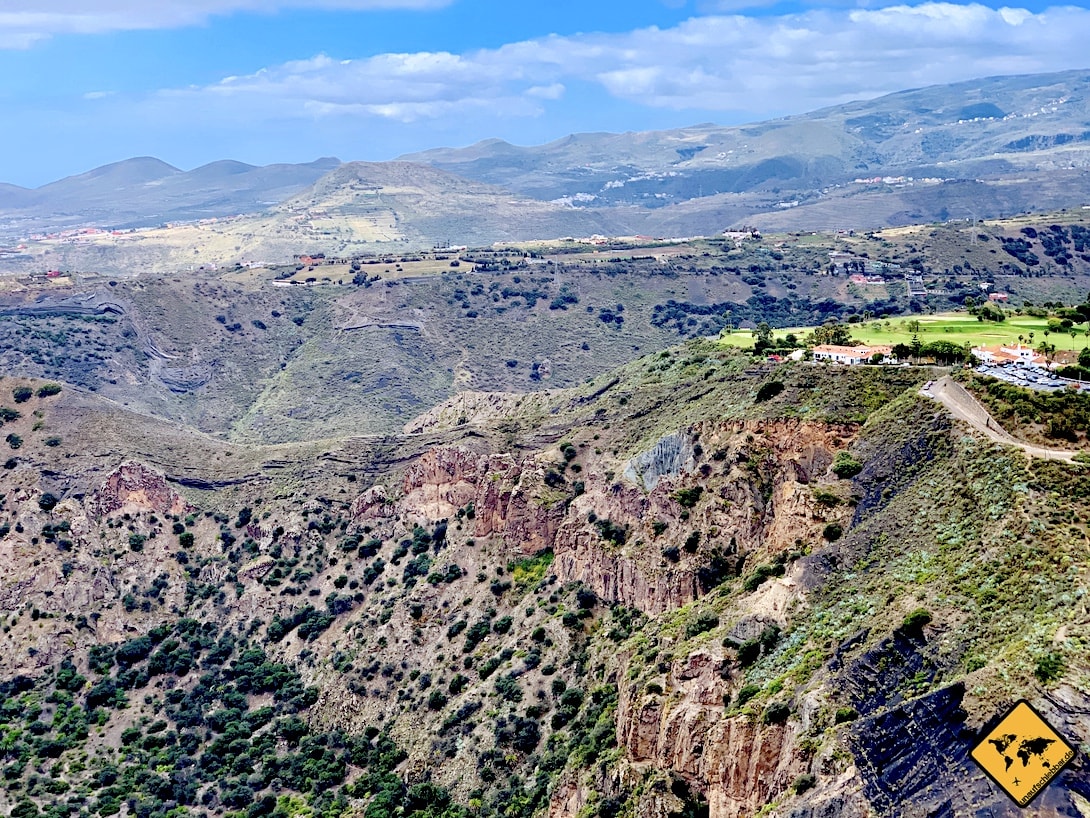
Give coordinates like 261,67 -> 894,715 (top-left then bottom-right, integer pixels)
848,683 -> 1090,817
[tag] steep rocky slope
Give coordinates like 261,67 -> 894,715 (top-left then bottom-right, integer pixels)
0,349 -> 1087,818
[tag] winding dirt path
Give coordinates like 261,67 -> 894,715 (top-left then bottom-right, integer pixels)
921,376 -> 1077,462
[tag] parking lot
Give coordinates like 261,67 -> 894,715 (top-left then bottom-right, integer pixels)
974,362 -> 1080,393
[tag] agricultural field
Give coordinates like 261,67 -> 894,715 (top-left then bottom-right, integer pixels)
275,254 -> 476,285
717,311 -> 1089,352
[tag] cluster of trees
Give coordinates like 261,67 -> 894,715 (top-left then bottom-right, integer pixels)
1001,224 -> 1090,270
803,320 -> 855,347
1001,236 -> 1039,267
891,339 -> 970,365
974,376 -> 1090,441
966,300 -> 1006,322
653,294 -> 900,338
0,616 -> 398,818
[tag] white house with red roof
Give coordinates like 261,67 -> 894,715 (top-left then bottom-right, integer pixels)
971,343 -> 1045,367
812,343 -> 895,365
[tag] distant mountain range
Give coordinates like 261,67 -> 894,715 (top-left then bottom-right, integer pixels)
5,69 -> 1090,252
0,156 -> 341,237
401,68 -> 1090,232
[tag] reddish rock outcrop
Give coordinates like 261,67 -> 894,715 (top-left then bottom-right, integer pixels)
553,526 -> 699,614
401,448 -> 483,521
615,650 -> 811,818
350,484 -> 396,522
553,419 -> 855,615
352,421 -> 854,617
354,446 -> 568,556
86,461 -> 190,519
472,457 -> 568,556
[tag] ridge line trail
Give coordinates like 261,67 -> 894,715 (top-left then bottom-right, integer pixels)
922,376 -> 1077,462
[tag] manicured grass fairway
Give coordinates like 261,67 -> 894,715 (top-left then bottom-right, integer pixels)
717,312 -> 1088,351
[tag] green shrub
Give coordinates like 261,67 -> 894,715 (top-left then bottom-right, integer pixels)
38,492 -> 58,511
735,625 -> 780,667
1035,652 -> 1065,684
822,522 -> 843,541
743,562 -> 784,592
463,617 -> 492,652
447,620 -> 467,639
5,434 -> 22,450
812,488 -> 841,507
494,674 -> 523,702
755,381 -> 785,402
832,451 -> 863,479
685,612 -> 719,639
736,638 -> 761,667
11,801 -> 40,818
671,487 -> 704,508
37,384 -> 62,398
792,773 -> 816,794
12,387 -> 32,404
762,701 -> 790,725
593,518 -> 627,546
901,608 -> 932,632
478,657 -> 502,679
510,550 -> 554,585
736,684 -> 760,706
834,707 -> 858,724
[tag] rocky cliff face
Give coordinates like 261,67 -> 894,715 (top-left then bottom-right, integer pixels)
353,445 -> 570,557
348,419 -> 854,617
615,650 -> 813,818
335,417 -> 870,818
4,364 -> 1088,818
552,419 -> 856,615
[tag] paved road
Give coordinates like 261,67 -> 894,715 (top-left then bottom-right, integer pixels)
921,376 -> 1077,462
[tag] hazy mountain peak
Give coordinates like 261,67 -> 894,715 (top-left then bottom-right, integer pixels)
43,156 -> 182,190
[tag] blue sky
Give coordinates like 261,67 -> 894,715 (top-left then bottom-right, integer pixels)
0,0 -> 1088,186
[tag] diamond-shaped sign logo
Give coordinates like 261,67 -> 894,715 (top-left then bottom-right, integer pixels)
970,700 -> 1076,807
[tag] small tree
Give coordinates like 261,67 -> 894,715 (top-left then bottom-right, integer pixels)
753,322 -> 774,352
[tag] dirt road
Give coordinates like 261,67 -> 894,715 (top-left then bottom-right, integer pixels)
921,376 -> 1077,462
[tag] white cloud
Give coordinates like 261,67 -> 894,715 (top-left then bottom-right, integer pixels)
0,0 -> 451,46
149,2 -> 1090,127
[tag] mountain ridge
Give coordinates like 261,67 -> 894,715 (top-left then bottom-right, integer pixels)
8,69 -> 1090,254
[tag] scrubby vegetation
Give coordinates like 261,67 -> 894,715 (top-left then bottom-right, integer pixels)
0,290 -> 1087,818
